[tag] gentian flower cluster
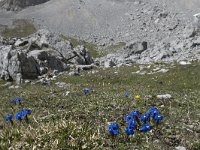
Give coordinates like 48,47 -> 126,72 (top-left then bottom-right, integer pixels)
5,109 -> 31,124
15,109 -> 31,123
124,110 -> 140,136
15,109 -> 31,119
148,107 -> 164,124
108,123 -> 119,136
4,97 -> 32,125
107,107 -> 164,138
11,97 -> 23,104
139,123 -> 153,132
125,119 -> 137,135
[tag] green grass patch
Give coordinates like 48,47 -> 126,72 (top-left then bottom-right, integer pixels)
61,35 -> 101,58
0,19 -> 36,38
105,42 -> 126,53
0,63 -> 200,149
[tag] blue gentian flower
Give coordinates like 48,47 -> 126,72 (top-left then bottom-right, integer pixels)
20,109 -> 31,123
124,114 -> 133,122
82,88 -> 90,94
140,113 -> 150,123
124,92 -> 129,97
5,114 -> 14,125
125,126 -> 135,135
15,112 -> 22,121
5,114 -> 13,121
15,109 -> 31,122
108,123 -> 119,136
154,114 -> 164,123
20,109 -> 31,116
140,124 -> 153,132
149,107 -> 159,117
128,119 -> 137,129
11,97 -> 23,104
130,110 -> 140,118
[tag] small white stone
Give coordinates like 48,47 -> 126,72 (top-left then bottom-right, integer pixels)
157,94 -> 172,100
25,80 -> 31,84
175,146 -> 186,150
9,85 -> 21,89
65,91 -> 70,96
55,82 -> 67,88
160,105 -> 165,108
179,61 -> 191,65
157,68 -> 169,73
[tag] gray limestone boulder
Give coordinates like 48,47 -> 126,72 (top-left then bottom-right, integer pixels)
125,41 -> 148,55
0,29 -> 94,81
73,45 -> 94,65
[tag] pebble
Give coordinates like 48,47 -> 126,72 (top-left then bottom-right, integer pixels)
175,146 -> 186,150
156,94 -> 172,100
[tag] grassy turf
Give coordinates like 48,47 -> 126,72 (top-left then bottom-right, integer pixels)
103,42 -> 126,55
61,35 -> 101,58
0,19 -> 36,38
0,63 -> 200,149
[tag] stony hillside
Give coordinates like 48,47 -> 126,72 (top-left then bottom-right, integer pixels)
0,0 -> 200,78
0,0 -> 200,45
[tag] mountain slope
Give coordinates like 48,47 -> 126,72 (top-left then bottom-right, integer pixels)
0,0 -> 200,43
0,0 -> 49,11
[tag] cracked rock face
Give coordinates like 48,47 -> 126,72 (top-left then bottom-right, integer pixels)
0,29 -> 94,80
0,0 -> 49,11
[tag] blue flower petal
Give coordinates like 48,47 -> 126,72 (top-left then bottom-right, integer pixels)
128,119 -> 138,129
140,124 -> 153,132
15,112 -> 22,121
130,110 -> 140,118
108,123 -> 119,130
124,92 -> 129,97
112,129 -> 119,135
124,114 -> 133,122
149,107 -> 159,117
125,126 -> 134,135
5,115 -> 13,121
154,114 -> 164,123
108,123 -> 119,135
125,126 -> 135,135
140,113 -> 150,123
82,88 -> 90,94
11,97 -> 23,103
20,109 -> 31,116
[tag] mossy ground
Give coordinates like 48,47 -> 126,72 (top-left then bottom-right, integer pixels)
0,19 -> 36,38
0,63 -> 200,149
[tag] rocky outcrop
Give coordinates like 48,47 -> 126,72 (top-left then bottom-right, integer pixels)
0,29 -> 94,81
0,0 -> 49,11
97,32 -> 200,67
96,13 -> 200,68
